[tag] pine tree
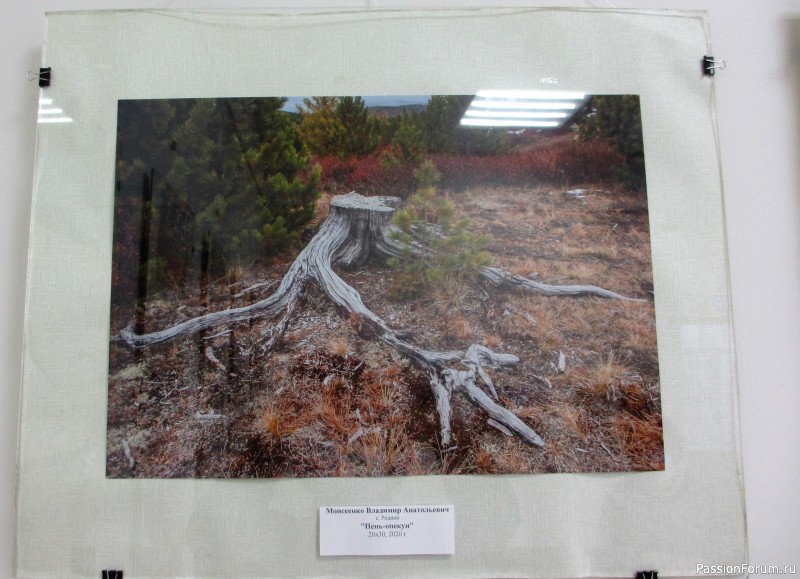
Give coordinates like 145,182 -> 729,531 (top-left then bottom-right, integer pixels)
295,96 -> 342,156
422,95 -> 508,156
579,95 -> 646,190
295,96 -> 378,158
391,109 -> 427,162
219,97 -> 321,261
113,97 -> 320,302
388,160 -> 491,300
334,96 -> 377,157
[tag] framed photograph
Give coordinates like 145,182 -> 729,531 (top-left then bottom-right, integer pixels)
16,8 -> 745,577
107,93 -> 662,479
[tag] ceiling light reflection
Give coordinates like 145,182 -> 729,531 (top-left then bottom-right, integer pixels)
461,118 -> 560,128
461,89 -> 590,129
464,110 -> 569,119
469,99 -> 578,111
37,98 -> 72,124
37,117 -> 74,124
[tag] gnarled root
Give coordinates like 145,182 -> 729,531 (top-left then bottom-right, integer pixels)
114,192 -> 639,447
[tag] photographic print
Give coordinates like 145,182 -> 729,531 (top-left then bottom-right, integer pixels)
107,93 -> 662,478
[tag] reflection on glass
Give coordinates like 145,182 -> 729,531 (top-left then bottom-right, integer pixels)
37,97 -> 72,124
461,89 -> 588,128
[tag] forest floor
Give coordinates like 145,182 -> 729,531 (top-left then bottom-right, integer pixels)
106,184 -> 663,478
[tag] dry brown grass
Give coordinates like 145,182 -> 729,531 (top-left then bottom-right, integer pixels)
311,193 -> 333,227
225,262 -> 248,288
257,398 -> 306,440
328,338 -> 350,357
397,445 -> 435,476
494,441 -> 530,473
361,377 -> 398,417
513,405 -> 545,429
553,403 -> 586,439
433,275 -> 471,313
443,312 -> 472,341
527,299 -> 563,350
508,259 -> 541,278
285,327 -> 313,343
578,352 -> 638,401
610,414 -> 664,470
617,301 -> 658,353
562,243 -> 620,261
473,444 -> 498,473
107,183 -> 661,479
352,424 -> 411,476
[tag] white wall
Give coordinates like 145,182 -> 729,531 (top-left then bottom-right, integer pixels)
1,1 -> 798,576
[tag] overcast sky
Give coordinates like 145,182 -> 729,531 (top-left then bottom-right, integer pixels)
281,95 -> 431,112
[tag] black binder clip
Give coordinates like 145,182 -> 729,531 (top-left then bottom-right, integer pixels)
26,67 -> 51,87
636,571 -> 658,579
101,571 -> 123,579
703,56 -> 725,76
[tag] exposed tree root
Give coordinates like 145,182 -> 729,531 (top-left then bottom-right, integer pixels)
115,192 -> 640,448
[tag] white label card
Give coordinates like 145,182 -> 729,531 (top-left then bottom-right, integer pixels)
319,505 -> 455,556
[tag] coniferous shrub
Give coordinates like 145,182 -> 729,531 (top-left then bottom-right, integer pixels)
112,97 -> 320,317
579,95 -> 646,191
387,160 -> 492,302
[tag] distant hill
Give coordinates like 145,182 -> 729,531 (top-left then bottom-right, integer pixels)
367,104 -> 427,117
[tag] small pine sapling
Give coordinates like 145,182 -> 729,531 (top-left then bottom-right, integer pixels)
388,160 -> 491,302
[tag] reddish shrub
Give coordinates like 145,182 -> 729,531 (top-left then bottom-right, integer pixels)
552,140 -> 626,185
315,151 -> 416,197
432,141 -> 624,190
315,140 -> 627,197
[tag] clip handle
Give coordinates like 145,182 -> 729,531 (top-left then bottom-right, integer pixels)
703,56 -> 725,76
26,67 -> 51,87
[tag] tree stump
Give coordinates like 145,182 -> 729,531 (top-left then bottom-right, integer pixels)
117,192 -> 639,448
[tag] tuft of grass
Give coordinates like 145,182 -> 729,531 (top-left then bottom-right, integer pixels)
257,399 -> 305,440
226,262 -> 248,288
347,312 -> 364,336
513,405 -> 544,429
508,259 -> 541,278
319,388 -> 354,441
362,376 -> 397,416
381,363 -> 405,382
553,403 -> 586,439
444,312 -> 472,341
609,414 -> 664,470
398,444 -> 434,476
494,441 -> 529,473
328,338 -> 350,357
579,352 -> 637,401
483,334 -> 503,348
353,425 -> 410,476
312,193 -> 333,227
473,444 -> 497,474
433,275 -> 471,313
561,242 -> 619,263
